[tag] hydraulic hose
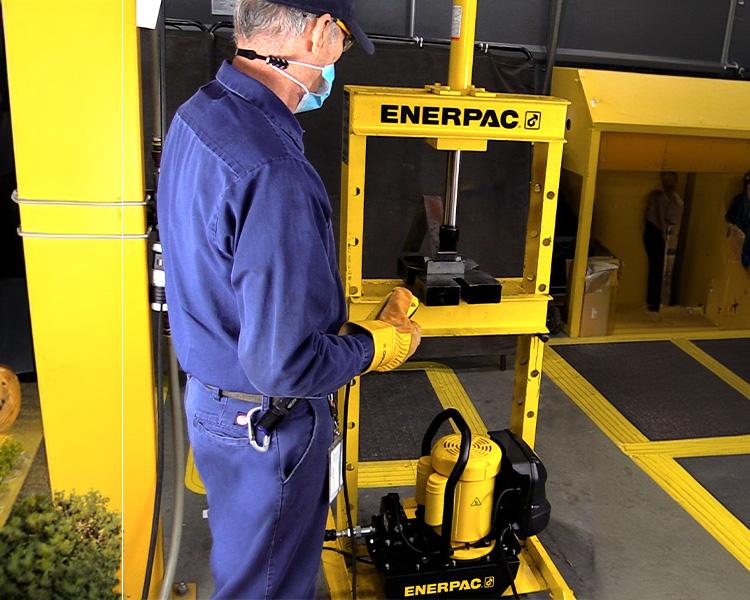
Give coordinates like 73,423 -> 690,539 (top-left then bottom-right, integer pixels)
142,308 -> 165,599
143,2 -> 170,596
158,334 -> 186,600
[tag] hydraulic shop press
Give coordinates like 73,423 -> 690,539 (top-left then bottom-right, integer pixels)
325,1 -> 574,598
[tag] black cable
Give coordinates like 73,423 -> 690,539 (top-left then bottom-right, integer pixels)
366,33 -> 535,65
491,487 -> 522,534
396,525 -> 440,557
158,3 -> 168,148
322,547 -> 374,565
164,18 -> 208,32
142,308 -> 166,599
142,3 -> 168,594
209,21 -> 234,35
235,48 -> 290,69
498,526 -> 520,600
342,382 -> 357,600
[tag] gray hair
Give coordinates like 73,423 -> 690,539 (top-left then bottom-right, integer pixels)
234,0 -> 315,43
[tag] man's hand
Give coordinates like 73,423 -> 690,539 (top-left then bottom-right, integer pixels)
340,287 -> 422,373
375,287 -> 421,361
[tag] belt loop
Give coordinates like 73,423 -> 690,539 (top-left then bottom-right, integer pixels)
261,395 -> 270,411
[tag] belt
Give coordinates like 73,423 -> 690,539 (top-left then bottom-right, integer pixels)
203,383 -> 262,404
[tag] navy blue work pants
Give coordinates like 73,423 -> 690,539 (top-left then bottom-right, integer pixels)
185,377 -> 333,599
643,221 -> 665,310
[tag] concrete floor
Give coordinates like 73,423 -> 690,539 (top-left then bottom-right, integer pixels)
17,349 -> 750,599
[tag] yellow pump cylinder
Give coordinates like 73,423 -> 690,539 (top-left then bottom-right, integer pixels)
447,0 -> 478,92
424,471 -> 448,527
415,455 -> 434,506
418,433 -> 502,559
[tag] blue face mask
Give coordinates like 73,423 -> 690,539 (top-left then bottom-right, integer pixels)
272,61 -> 335,114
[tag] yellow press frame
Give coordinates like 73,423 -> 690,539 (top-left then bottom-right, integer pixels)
326,6 -> 573,593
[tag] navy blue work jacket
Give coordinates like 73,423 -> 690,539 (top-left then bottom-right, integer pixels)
158,61 -> 373,397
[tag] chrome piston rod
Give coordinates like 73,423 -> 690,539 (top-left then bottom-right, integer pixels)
443,150 -> 462,228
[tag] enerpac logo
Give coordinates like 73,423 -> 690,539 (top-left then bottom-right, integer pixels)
403,577 -> 496,597
525,111 -> 541,129
380,104 -> 542,130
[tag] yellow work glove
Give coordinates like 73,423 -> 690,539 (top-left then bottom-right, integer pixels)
341,287 -> 422,373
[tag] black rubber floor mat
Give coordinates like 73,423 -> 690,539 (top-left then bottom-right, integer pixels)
694,339 -> 750,382
677,455 -> 750,528
359,369 -> 450,461
555,342 -> 750,440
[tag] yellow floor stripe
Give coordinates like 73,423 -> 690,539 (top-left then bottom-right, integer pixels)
672,339 -> 750,400
525,536 -> 576,600
544,348 -> 648,446
323,510 -> 353,600
184,447 -> 205,495
549,329 -> 750,346
358,459 -> 418,489
360,363 -> 489,489
400,361 -> 488,434
633,454 -> 750,571
547,346 -> 750,571
622,435 -> 750,458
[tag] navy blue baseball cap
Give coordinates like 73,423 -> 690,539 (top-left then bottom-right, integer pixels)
269,0 -> 375,54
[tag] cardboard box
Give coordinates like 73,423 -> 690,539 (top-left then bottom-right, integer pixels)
568,257 -> 620,337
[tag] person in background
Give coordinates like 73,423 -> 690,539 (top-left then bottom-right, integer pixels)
725,170 -> 750,269
643,171 -> 684,311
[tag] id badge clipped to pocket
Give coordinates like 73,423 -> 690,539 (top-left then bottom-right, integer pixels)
328,433 -> 343,504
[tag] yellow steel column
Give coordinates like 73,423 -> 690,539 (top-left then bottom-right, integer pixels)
566,131 -> 601,337
522,141 -> 563,297
510,335 -> 544,449
338,96 -> 367,538
537,142 -> 564,292
522,144 -> 549,293
339,130 -> 367,300
336,376 -> 361,546
447,0 -> 478,91
2,1 -> 158,596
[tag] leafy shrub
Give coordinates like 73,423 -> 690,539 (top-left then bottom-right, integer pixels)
0,491 -> 121,599
0,439 -> 23,485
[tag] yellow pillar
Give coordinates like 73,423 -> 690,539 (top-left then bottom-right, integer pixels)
447,0 -> 478,92
339,131 -> 367,299
566,131 -> 601,337
510,336 -> 544,449
2,1 -> 159,596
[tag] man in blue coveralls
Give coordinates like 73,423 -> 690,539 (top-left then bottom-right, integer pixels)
158,1 -> 422,597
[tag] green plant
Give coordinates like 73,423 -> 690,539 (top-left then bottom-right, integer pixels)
0,438 -> 23,485
0,491 -> 121,599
